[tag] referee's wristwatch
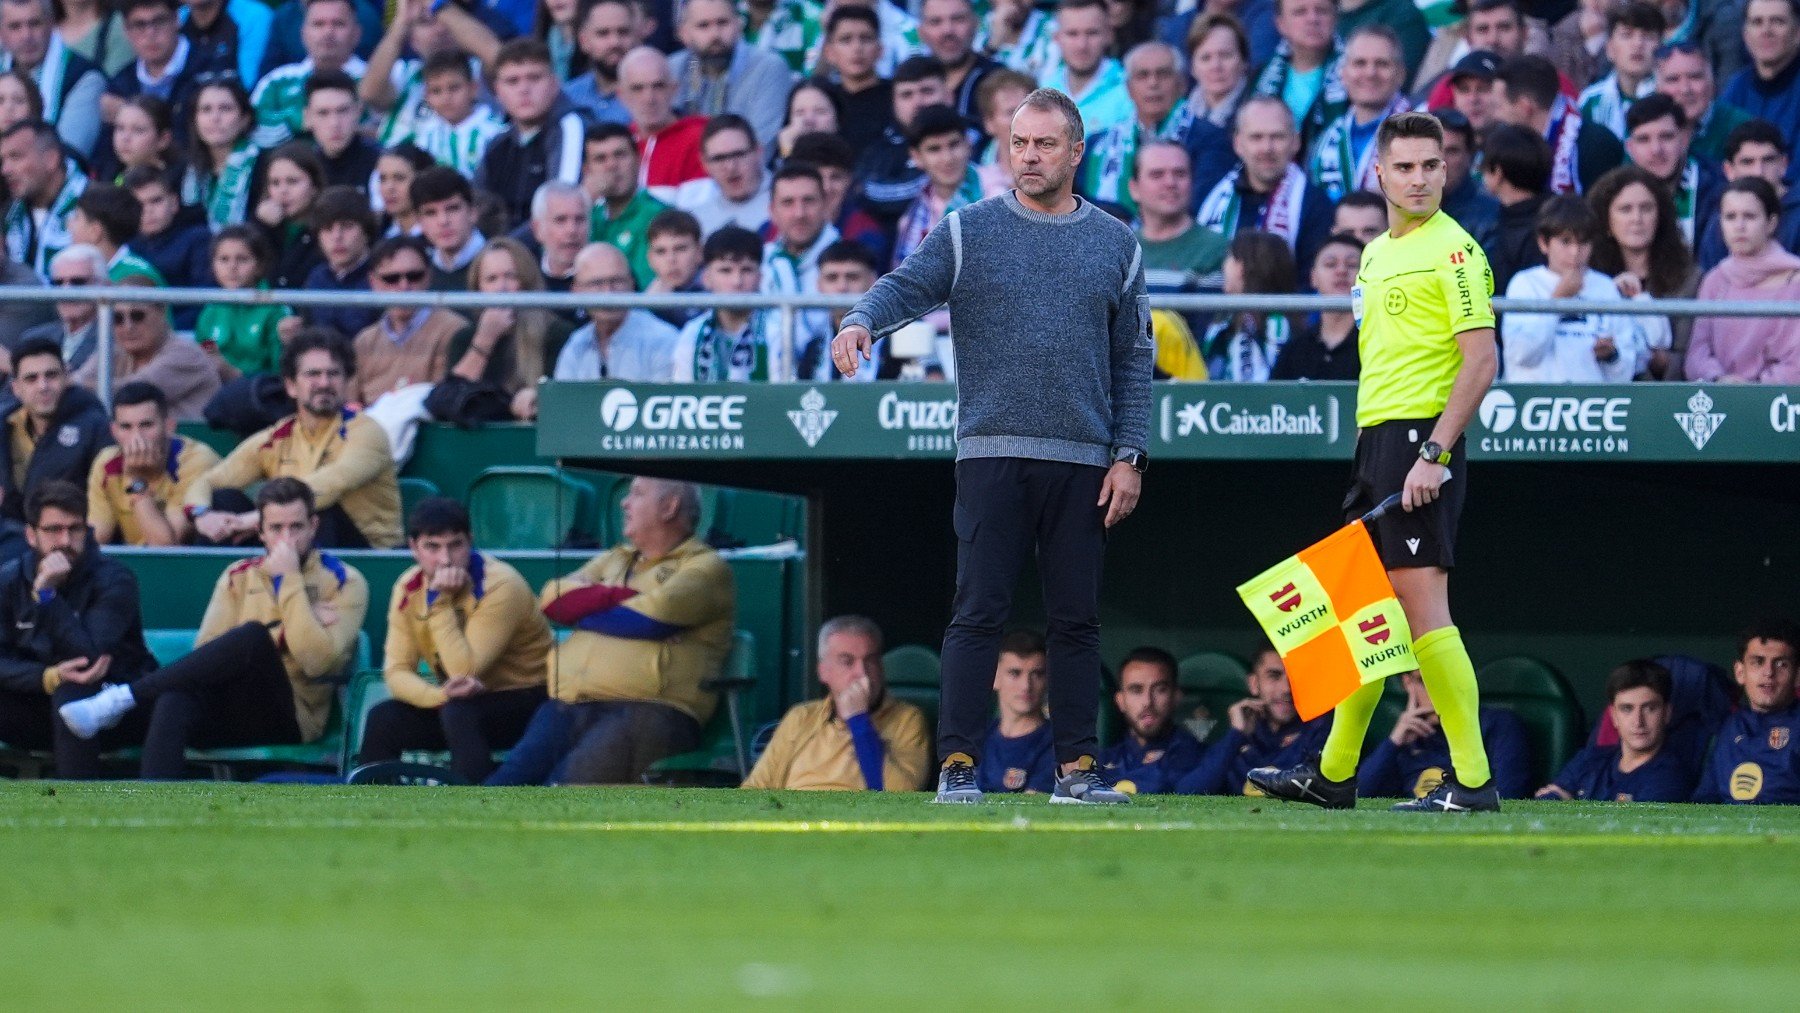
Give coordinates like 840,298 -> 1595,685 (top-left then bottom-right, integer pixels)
1418,440 -> 1452,466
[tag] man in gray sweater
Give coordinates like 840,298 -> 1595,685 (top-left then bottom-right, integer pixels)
832,88 -> 1153,806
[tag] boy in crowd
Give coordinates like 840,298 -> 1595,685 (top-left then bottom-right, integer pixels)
408,50 -> 507,178
1501,194 -> 1647,382
1537,660 -> 1694,802
644,209 -> 705,329
892,103 -> 983,269
473,38 -> 586,226
123,168 -> 209,326
301,185 -> 379,338
798,241 -> 889,381
671,226 -> 787,381
69,184 -> 164,285
1693,620 -> 1800,805
977,630 -> 1056,794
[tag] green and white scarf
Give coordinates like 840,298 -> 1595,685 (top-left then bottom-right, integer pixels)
0,34 -> 72,123
1251,38 -> 1345,141
977,8 -> 1056,78
1082,100 -> 1195,214
691,311 -> 774,382
5,169 -> 87,278
1673,157 -> 1701,245
1308,95 -> 1409,202
182,138 -> 259,230
1197,162 -> 1307,248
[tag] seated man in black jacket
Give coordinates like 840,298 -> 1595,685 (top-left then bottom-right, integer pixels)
0,338 -> 113,523
0,480 -> 154,776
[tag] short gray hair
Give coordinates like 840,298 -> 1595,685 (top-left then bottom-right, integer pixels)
531,180 -> 589,222
650,479 -> 703,534
50,244 -> 108,280
1124,40 -> 1186,80
816,615 -> 884,658
1018,87 -> 1085,144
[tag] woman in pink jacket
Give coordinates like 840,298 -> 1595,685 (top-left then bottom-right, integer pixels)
1686,178 -> 1800,384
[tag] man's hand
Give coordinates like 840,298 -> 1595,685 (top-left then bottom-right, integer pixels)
1400,458 -> 1448,512
511,385 -> 539,421
830,324 -> 872,378
266,539 -> 302,581
60,655 -> 111,686
1613,272 -> 1644,299
430,565 -> 470,596
1097,461 -> 1141,528
831,674 -> 872,719
442,676 -> 484,700
1226,697 -> 1265,736
121,435 -> 163,483
33,551 -> 72,594
1388,706 -> 1439,746
1593,335 -> 1618,364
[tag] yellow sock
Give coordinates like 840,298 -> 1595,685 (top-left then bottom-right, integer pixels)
1319,679 -> 1384,782
1414,626 -> 1491,788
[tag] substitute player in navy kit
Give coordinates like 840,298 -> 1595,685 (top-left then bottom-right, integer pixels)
1537,660 -> 1694,803
977,631 -> 1056,793
1693,622 -> 1800,805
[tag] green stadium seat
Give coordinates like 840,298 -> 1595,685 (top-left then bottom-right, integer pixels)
1478,656 -> 1586,789
882,644 -> 942,734
341,668 -> 394,773
1177,651 -> 1249,741
643,631 -> 757,786
145,628 -> 197,667
468,466 -> 595,549
397,476 -> 442,524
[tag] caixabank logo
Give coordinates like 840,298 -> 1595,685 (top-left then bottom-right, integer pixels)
597,389 -> 747,452
1159,395 -> 1341,443
1476,389 -> 1631,455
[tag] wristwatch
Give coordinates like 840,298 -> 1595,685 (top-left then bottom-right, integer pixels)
1116,450 -> 1148,475
1418,441 -> 1452,466
125,479 -> 149,497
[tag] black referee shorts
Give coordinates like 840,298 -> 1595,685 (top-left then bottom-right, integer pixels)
1342,418 -> 1466,570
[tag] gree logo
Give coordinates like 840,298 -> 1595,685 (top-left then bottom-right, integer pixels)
600,389 -> 745,432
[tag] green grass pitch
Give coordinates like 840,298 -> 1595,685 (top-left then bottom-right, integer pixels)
3,783 -> 1794,1009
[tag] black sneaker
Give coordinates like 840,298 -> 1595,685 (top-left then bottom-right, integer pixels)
1246,759 -> 1358,810
1391,773 -> 1501,813
932,753 -> 983,804
1050,756 -> 1130,804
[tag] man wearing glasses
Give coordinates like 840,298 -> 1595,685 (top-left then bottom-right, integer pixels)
348,235 -> 466,405
8,248 -> 88,363
184,329 -> 403,548
676,114 -> 771,235
551,242 -> 678,381
71,284 -> 219,421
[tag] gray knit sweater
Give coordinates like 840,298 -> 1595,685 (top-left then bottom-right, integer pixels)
841,192 -> 1153,467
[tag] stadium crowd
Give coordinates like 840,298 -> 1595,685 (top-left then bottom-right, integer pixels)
0,0 -> 1797,794
0,0 -> 1797,390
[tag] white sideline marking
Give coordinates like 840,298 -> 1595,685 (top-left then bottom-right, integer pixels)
0,815 -> 1791,844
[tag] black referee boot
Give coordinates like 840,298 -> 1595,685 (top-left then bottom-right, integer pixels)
1246,758 -> 1358,810
1391,773 -> 1501,813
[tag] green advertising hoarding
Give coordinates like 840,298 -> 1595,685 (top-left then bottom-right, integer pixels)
537,382 -> 1800,462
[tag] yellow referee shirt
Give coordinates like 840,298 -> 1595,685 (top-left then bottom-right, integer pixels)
1351,211 -> 1495,428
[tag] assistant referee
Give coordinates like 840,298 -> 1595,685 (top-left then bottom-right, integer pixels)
830,89 -> 1152,805
1249,110 -> 1503,813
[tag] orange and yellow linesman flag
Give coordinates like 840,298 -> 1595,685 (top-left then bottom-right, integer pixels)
1237,518 -> 1416,721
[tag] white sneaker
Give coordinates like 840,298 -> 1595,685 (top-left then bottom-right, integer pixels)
58,683 -> 136,739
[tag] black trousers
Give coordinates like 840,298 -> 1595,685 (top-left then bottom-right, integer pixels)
135,621 -> 302,779
939,457 -> 1107,765
358,685 -> 548,783
0,681 -> 146,779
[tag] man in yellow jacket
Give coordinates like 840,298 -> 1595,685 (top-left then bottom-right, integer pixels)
486,477 -> 736,786
360,497 -> 553,782
182,330 -> 403,549
743,616 -> 931,792
59,478 -> 369,779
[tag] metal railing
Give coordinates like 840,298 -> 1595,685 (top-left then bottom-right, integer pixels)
8,284 -> 1788,404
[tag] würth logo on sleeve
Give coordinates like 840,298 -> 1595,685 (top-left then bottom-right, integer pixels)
1269,583 -> 1301,612
1359,614 -> 1391,645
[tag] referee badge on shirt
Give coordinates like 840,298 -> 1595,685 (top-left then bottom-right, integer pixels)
1384,289 -> 1409,315
1350,285 -> 1364,323
1772,727 -> 1791,750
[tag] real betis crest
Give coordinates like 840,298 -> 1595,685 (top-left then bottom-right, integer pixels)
788,388 -> 837,448
1675,389 -> 1725,451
